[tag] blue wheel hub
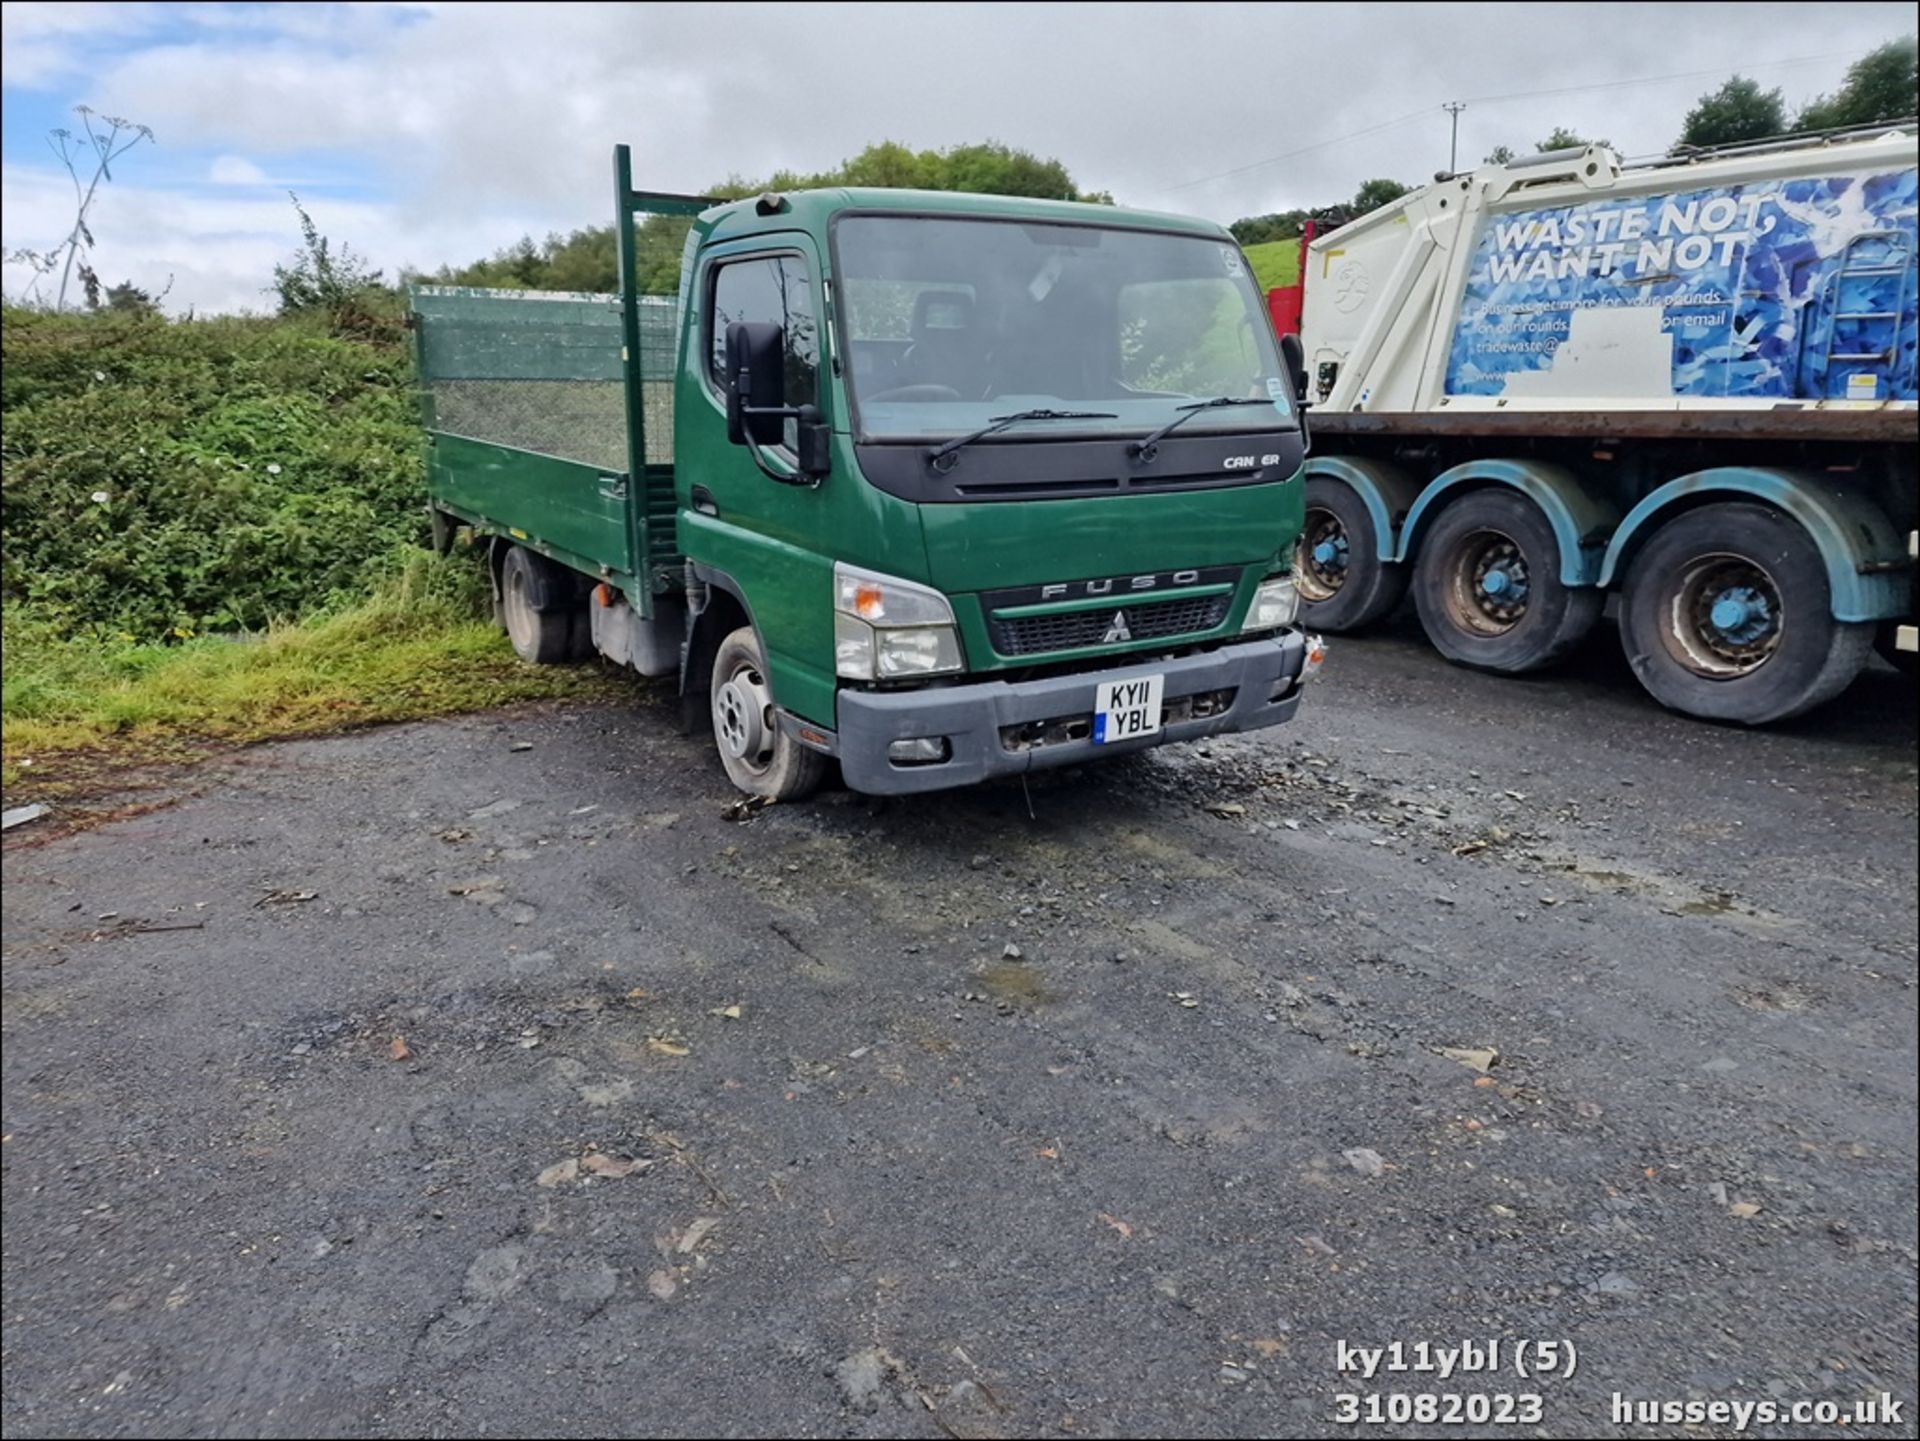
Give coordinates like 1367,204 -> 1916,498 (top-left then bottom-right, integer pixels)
1707,585 -> 1773,645
1479,565 -> 1527,602
1312,536 -> 1348,570
1675,557 -> 1785,677
1300,508 -> 1352,601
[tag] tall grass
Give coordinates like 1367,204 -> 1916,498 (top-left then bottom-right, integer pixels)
2,553 -> 622,791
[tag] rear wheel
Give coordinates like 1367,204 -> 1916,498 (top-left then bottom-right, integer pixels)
1620,502 -> 1873,723
500,544 -> 576,665
1412,489 -> 1601,672
1295,475 -> 1409,631
709,626 -> 826,801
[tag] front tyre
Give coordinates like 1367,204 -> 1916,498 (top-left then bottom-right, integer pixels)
1412,489 -> 1602,673
1620,502 -> 1872,724
1295,475 -> 1409,631
709,626 -> 826,801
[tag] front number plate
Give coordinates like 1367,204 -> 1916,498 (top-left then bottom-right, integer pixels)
1093,674 -> 1165,744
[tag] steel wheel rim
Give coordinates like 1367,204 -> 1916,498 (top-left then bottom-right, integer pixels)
1662,552 -> 1784,679
1297,505 -> 1350,602
1444,527 -> 1531,636
715,658 -> 775,773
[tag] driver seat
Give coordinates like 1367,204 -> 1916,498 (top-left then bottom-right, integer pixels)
900,289 -> 979,395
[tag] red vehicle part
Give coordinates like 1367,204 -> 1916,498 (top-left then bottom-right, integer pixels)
1265,220 -> 1316,338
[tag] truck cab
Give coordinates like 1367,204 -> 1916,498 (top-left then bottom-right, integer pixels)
417,149 -> 1319,798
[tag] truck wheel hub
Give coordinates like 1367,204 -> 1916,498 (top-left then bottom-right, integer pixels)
1672,557 -> 1782,675
1298,507 -> 1350,601
1447,530 -> 1530,634
1708,586 -> 1770,642
716,664 -> 774,766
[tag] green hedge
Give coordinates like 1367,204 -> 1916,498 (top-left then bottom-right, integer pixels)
1,305 -> 426,640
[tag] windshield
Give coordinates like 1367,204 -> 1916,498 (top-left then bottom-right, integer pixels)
833,215 -> 1296,442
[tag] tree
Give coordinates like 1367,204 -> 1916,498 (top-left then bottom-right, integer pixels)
1483,145 -> 1516,166
426,139 -> 1108,296
1677,75 -> 1788,149
1230,209 -> 1315,246
1796,36 -> 1918,131
272,194 -> 390,333
103,280 -> 161,316
1536,127 -> 1612,152
1350,178 -> 1411,213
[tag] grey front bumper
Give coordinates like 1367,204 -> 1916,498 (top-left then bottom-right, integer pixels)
833,630 -> 1308,795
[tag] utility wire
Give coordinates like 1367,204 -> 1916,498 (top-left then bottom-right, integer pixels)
1154,47 -> 1860,197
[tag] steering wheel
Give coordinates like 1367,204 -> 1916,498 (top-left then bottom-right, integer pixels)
863,384 -> 962,404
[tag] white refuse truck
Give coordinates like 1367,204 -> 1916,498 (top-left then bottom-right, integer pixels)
1273,123 -> 1917,723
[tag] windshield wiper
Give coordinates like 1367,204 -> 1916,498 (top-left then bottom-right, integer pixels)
1129,397 -> 1275,463
927,409 -> 1119,470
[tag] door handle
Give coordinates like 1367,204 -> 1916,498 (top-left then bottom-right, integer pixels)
597,475 -> 628,500
690,485 -> 719,517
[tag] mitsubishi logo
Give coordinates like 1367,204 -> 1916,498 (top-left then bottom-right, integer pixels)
1102,609 -> 1133,645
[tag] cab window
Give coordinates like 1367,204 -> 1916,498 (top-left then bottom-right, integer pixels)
707,254 -> 820,416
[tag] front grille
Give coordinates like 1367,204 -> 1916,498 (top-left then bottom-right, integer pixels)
989,593 -> 1231,657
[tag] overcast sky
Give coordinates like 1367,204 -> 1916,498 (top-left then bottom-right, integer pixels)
3,1 -> 1914,313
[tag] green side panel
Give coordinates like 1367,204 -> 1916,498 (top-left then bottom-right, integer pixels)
679,508 -> 840,727
427,433 -> 633,580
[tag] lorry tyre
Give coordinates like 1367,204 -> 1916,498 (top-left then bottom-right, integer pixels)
709,626 -> 826,801
1620,502 -> 1874,724
1296,475 -> 1409,631
1412,490 -> 1602,673
500,544 -> 575,665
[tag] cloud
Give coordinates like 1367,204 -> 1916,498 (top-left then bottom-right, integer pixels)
5,2 -> 1915,312
207,154 -> 269,185
1,164 -> 534,313
0,2 -> 162,89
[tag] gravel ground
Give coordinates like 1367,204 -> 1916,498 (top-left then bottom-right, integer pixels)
3,621 -> 1915,1439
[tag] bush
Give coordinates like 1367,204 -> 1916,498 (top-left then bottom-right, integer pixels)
1,304 -> 425,640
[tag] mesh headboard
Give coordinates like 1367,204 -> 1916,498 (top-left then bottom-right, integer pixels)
411,286 -> 678,469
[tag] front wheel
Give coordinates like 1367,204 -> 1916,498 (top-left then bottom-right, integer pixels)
709,627 -> 826,801
1295,475 -> 1409,632
1411,489 -> 1602,673
1620,502 -> 1873,724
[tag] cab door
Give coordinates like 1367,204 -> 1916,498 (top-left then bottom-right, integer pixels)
679,235 -> 840,722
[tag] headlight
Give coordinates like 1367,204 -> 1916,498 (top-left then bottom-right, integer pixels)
833,563 -> 964,680
1242,575 -> 1299,633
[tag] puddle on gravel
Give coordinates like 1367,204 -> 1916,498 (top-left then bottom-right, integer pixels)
977,961 -> 1055,1008
1551,855 -> 1792,933
1575,868 -> 1641,892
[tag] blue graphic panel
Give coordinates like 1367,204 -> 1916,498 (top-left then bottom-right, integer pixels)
1446,169 -> 1918,400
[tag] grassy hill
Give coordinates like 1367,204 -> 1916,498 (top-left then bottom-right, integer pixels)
1241,238 -> 1303,294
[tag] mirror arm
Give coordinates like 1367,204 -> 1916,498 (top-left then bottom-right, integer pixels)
738,402 -> 825,487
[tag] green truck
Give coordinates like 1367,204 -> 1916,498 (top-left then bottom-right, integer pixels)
413,146 -> 1321,799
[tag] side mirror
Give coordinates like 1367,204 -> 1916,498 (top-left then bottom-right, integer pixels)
726,321 -> 786,448
725,320 -> 831,482
1279,332 -> 1309,408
